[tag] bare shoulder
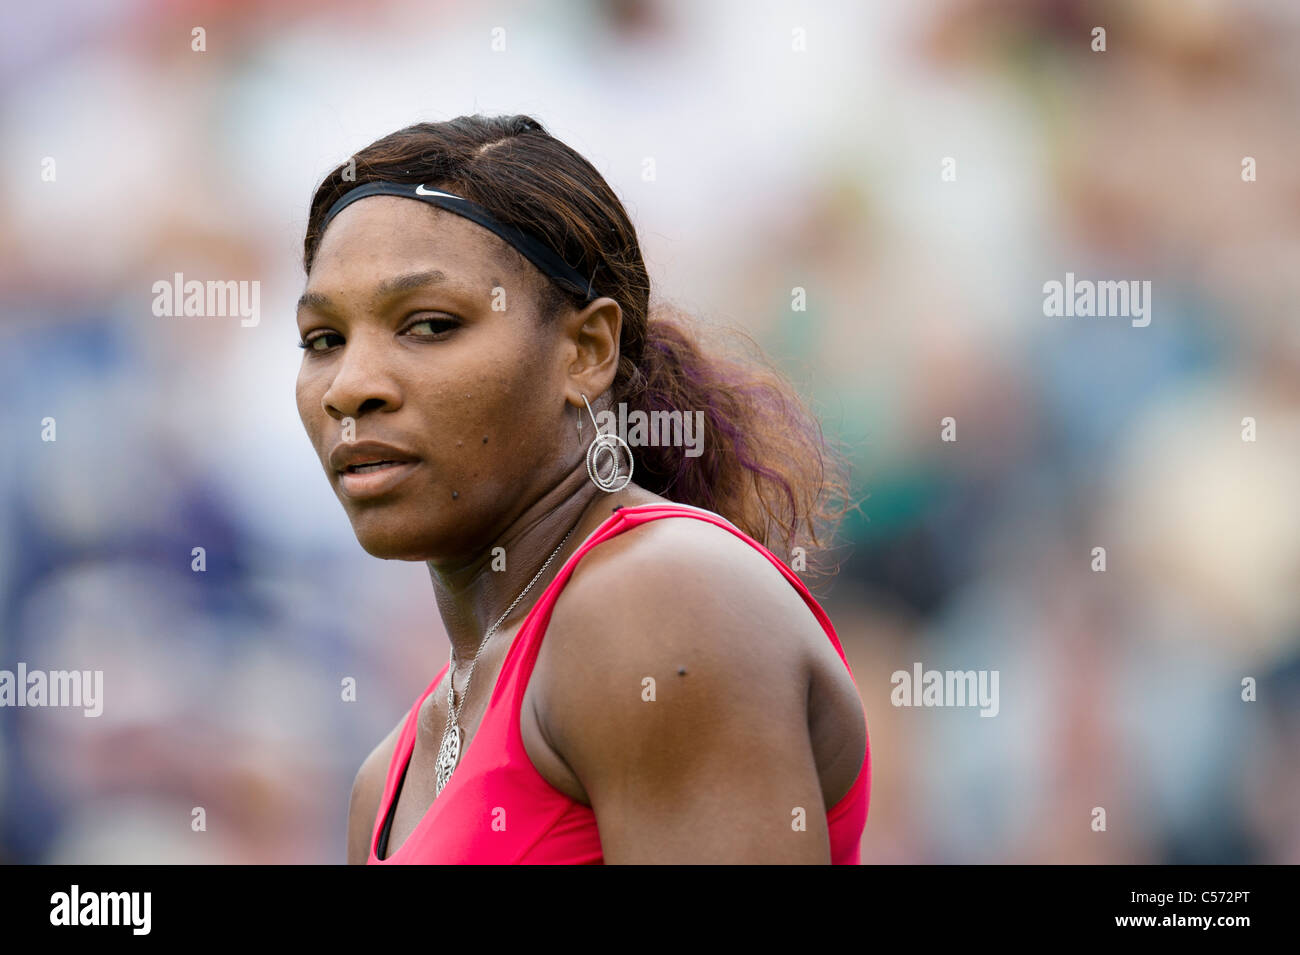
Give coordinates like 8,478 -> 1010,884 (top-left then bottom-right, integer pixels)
534,511 -> 843,861
553,511 -> 822,678
345,714 -> 405,865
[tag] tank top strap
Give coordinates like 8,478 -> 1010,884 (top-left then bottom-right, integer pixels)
370,660 -> 447,859
486,503 -> 637,709
493,501 -> 859,718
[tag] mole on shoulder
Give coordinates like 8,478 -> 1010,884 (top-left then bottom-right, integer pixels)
677,666 -> 687,676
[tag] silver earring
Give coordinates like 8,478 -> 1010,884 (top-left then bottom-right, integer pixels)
581,393 -> 633,493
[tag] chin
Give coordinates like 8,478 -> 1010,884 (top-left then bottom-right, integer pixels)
348,513 -> 439,561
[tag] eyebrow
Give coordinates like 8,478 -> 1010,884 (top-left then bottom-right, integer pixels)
296,269 -> 452,314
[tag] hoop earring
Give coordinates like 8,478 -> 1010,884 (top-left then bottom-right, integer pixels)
581,393 -> 633,493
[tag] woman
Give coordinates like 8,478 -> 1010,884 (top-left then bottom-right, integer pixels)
295,114 -> 870,864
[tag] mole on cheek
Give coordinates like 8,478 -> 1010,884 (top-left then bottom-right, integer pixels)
482,436 -> 489,444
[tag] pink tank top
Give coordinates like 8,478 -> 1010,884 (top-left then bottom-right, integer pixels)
368,502 -> 871,864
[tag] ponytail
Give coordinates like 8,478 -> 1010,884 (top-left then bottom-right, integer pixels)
616,302 -> 855,584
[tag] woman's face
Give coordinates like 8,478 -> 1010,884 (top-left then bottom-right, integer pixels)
295,195 -> 574,561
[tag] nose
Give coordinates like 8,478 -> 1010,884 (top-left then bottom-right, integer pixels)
320,331 -> 402,421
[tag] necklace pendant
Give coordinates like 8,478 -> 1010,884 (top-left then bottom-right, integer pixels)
434,724 -> 462,796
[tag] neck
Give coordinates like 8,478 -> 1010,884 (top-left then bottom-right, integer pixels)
425,464 -> 616,667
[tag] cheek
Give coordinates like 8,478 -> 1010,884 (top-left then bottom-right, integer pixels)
295,370 -> 325,445
474,351 -> 554,431
418,367 -> 519,455
416,349 -> 557,476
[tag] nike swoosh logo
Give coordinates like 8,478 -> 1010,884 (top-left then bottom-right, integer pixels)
415,185 -> 463,199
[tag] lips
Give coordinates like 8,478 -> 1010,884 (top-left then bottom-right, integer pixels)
328,440 -> 423,501
328,440 -> 420,474
346,459 -> 403,474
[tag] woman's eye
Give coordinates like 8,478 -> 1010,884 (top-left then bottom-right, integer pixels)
299,332 -> 343,352
405,316 -> 458,337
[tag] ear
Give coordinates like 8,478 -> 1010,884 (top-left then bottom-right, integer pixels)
560,296 -> 623,408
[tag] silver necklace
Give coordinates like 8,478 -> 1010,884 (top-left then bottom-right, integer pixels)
433,520 -> 579,796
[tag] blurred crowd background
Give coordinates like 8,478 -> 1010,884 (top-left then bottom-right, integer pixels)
2,0 -> 1297,864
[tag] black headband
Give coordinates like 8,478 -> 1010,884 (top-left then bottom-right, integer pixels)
317,180 -> 598,304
